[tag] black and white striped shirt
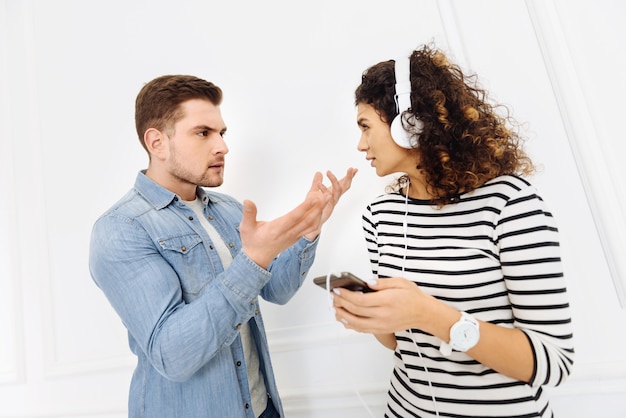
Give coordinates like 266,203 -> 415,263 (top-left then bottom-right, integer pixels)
362,175 -> 574,418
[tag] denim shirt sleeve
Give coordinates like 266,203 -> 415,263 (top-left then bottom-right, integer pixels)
89,203 -> 318,383
263,235 -> 318,305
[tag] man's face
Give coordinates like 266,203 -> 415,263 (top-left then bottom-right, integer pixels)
164,98 -> 229,190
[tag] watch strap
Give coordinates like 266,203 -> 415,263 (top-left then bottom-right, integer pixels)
440,341 -> 453,356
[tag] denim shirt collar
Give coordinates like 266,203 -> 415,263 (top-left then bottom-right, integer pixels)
134,170 -> 210,210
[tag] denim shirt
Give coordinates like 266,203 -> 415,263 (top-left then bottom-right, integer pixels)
89,171 -> 318,417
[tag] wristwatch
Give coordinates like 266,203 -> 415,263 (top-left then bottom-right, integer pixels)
440,311 -> 480,356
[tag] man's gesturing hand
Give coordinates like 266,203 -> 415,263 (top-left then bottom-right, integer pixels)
239,169 -> 356,269
303,168 -> 357,241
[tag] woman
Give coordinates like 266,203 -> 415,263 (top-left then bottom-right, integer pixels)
332,44 -> 574,417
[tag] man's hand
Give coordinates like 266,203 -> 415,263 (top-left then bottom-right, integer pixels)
239,168 -> 356,269
303,168 -> 358,241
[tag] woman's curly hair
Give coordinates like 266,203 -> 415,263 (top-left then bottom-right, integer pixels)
355,43 -> 535,206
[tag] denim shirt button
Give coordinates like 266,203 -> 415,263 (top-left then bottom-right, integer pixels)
229,243 -> 234,248
255,310 -> 259,315
245,403 -> 250,409
236,361 -> 242,367
181,246 -> 187,252
188,216 -> 193,221
236,323 -> 242,329
208,215 -> 214,220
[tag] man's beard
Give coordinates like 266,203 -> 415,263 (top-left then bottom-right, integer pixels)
170,155 -> 224,188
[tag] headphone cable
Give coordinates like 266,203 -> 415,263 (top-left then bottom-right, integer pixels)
404,179 -> 440,418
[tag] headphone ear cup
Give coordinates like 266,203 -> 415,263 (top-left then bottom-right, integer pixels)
391,113 -> 421,149
390,114 -> 414,149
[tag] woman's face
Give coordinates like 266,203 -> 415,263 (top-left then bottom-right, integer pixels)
356,102 -> 415,177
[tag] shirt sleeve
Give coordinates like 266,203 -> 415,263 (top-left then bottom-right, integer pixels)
497,185 -> 575,387
89,212 -> 271,382
361,203 -> 380,278
261,236 -> 319,305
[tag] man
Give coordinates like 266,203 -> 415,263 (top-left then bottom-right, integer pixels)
89,74 -> 356,418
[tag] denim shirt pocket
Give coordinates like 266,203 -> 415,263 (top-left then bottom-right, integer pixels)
157,233 -> 210,299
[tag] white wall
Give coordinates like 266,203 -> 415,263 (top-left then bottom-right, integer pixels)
1,0 -> 625,417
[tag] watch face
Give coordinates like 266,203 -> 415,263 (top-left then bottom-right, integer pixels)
451,322 -> 479,351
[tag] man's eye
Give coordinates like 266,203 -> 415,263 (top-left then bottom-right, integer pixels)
199,130 -> 209,137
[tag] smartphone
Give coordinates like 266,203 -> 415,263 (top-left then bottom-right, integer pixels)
313,272 -> 375,293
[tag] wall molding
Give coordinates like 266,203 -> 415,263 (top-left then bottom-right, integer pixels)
281,383 -> 387,414
44,355 -> 135,379
0,407 -> 126,418
266,321 -> 369,352
526,0 -> 626,307
0,370 -> 20,386
267,321 -> 626,384
436,0 -> 470,68
0,0 -> 25,387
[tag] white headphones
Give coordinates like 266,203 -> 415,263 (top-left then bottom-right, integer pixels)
391,55 -> 424,148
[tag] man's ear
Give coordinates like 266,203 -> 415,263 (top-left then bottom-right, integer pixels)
144,128 -> 167,160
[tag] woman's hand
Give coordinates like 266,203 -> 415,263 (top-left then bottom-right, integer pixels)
333,277 -> 535,383
332,277 -> 459,342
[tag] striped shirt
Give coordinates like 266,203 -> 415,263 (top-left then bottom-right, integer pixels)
362,175 -> 574,418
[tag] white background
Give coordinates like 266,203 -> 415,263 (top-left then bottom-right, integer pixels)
1,0 -> 625,417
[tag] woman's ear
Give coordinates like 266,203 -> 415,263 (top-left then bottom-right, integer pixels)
144,128 -> 167,160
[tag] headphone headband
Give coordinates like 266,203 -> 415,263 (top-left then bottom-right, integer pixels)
394,58 -> 411,113
391,54 -> 422,148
